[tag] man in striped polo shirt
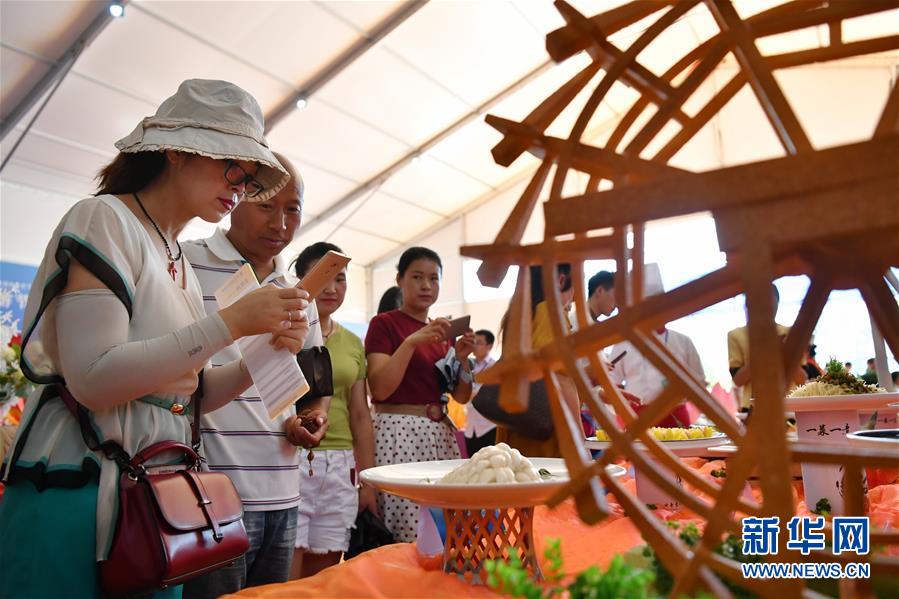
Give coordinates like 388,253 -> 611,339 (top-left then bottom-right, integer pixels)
183,154 -> 329,598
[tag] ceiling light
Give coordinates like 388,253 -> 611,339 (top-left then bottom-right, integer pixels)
108,1 -> 125,18
295,96 -> 309,110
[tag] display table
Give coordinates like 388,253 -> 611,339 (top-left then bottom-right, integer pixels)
229,459 -> 899,599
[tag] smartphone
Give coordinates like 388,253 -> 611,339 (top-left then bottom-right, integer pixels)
296,250 -> 351,297
443,315 -> 471,341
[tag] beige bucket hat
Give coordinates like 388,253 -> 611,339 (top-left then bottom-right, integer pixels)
115,79 -> 288,202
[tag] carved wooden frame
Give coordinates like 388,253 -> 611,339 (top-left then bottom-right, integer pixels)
462,1 -> 899,596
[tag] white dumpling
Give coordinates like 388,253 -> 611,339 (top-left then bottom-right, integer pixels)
477,469 -> 496,484
489,453 -> 509,469
438,443 -> 543,484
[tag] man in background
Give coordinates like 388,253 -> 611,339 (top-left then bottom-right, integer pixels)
463,329 -> 497,456
587,270 -> 617,321
183,153 -> 329,598
727,284 -> 805,410
861,358 -> 879,385
609,265 -> 704,427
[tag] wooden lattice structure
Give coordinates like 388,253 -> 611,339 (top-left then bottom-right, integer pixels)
463,1 -> 899,597
443,507 -> 541,584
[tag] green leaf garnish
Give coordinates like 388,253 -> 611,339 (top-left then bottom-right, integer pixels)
812,497 -> 832,516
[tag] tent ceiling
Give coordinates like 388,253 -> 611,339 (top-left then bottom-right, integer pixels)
1,0 -> 897,268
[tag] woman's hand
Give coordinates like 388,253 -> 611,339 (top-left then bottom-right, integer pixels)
285,408 -> 329,448
219,285 -> 310,339
404,318 -> 451,348
358,484 -> 379,516
454,329 -> 476,360
271,308 -> 309,353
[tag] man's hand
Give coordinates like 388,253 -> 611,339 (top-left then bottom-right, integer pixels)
285,409 -> 329,448
621,390 -> 643,410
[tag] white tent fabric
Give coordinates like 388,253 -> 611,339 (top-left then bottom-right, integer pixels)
2,0 -> 898,341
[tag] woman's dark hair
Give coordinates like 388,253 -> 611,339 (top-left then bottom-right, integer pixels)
377,286 -> 403,314
529,264 -> 572,318
95,151 -> 167,196
499,262 -> 573,341
397,246 -> 442,277
294,241 -> 344,278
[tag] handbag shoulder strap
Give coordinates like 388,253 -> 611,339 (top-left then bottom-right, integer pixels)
57,369 -> 205,470
57,384 -> 133,472
191,369 -> 203,451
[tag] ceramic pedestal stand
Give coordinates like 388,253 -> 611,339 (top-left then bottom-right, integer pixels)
442,505 -> 539,584
584,433 -> 728,509
785,394 -> 899,516
360,457 -> 626,584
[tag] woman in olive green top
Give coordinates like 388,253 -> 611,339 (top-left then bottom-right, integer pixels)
290,242 -> 376,578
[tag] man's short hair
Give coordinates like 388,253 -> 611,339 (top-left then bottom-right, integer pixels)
588,271 -> 615,298
475,329 -> 495,346
272,151 -> 304,208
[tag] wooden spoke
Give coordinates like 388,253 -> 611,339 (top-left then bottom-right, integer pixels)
462,235 -> 616,267
782,275 -> 832,377
858,273 -> 899,361
475,1 -> 899,594
624,36 -> 731,156
485,115 -> 685,181
546,0 -> 675,62
875,78 -> 899,138
544,135 -> 898,236
475,159 -> 553,287
553,0 -> 696,123
491,62 -> 601,166
706,0 -> 813,154
741,243 -> 795,529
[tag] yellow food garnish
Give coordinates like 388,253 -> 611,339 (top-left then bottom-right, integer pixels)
594,426 -> 717,442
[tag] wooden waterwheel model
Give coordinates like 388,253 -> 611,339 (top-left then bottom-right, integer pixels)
462,1 -> 899,596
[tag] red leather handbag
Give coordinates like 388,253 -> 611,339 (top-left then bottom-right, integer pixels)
59,381 -> 249,595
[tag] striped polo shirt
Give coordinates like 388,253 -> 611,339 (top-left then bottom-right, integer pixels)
184,228 -> 322,512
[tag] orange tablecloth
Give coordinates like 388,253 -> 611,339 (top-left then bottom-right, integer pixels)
228,497 -> 647,599
230,460 -> 899,599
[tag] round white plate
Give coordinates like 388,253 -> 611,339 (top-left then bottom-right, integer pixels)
846,428 -> 899,450
708,431 -> 799,455
360,458 -> 626,509
584,431 -> 728,453
784,392 -> 899,413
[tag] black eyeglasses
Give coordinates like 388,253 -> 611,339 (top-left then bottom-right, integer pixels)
224,161 -> 264,198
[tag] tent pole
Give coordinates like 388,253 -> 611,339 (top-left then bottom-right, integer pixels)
0,2 -> 122,143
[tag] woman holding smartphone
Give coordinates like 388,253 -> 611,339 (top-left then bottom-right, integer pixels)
365,247 -> 475,541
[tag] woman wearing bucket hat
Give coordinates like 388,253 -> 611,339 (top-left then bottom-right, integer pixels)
0,79 -> 326,598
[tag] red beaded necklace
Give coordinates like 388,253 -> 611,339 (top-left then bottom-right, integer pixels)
133,192 -> 182,281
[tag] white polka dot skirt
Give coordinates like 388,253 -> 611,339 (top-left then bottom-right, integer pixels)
374,413 -> 461,542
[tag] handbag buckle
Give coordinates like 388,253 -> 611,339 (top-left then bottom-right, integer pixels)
127,464 -> 147,481
425,403 -> 446,423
